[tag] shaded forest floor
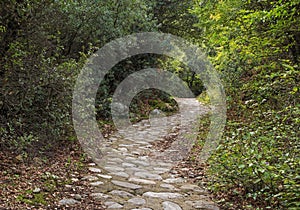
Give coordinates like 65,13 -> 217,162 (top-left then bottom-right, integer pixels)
0,143 -> 105,209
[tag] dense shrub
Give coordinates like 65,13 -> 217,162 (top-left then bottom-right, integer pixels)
192,0 -> 300,208
0,0 -> 156,154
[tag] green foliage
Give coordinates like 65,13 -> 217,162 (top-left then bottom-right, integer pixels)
209,105 -> 299,208
129,89 -> 179,122
159,57 -> 204,96
191,0 -> 300,208
95,54 -> 162,119
17,190 -> 47,206
197,91 -> 210,104
1,0 -> 298,207
153,0 -> 200,41
0,0 -> 156,154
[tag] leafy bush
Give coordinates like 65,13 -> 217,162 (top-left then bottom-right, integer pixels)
208,105 -> 299,209
0,0 -> 156,154
191,0 -> 300,208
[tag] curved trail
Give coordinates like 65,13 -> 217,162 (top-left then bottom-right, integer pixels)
84,98 -> 219,209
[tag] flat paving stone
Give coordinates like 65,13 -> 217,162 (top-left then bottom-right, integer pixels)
126,167 -> 148,173
132,160 -> 150,166
155,162 -> 173,167
109,158 -> 124,163
180,184 -> 198,189
122,162 -> 137,168
90,181 -> 104,186
143,192 -> 183,199
162,201 -> 182,210
128,177 -> 156,185
162,177 -> 185,184
88,167 -> 102,173
105,201 -> 123,209
104,166 -> 125,172
110,171 -> 130,178
125,157 -> 137,161
90,192 -> 111,200
112,180 -> 143,190
134,171 -> 162,180
160,183 -> 178,191
109,190 -> 134,198
97,174 -> 112,179
153,167 -> 170,174
185,201 -> 220,210
180,184 -> 207,194
128,197 -> 146,205
58,198 -> 79,205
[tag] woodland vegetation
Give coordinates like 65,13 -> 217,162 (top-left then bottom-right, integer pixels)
1,0 -> 299,209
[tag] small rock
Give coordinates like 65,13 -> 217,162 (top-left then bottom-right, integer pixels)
109,190 -> 134,198
180,184 -> 207,194
88,167 -> 102,173
180,184 -> 201,191
58,198 -> 79,205
185,201 -> 219,210
132,160 -> 150,167
160,183 -> 177,190
162,201 -> 182,210
33,187 -> 41,193
153,167 -> 170,174
129,177 -> 156,185
131,208 -> 152,210
150,109 -> 161,115
82,175 -> 98,181
90,192 -> 111,200
163,177 -> 185,184
110,171 -> 129,178
104,201 -> 123,209
90,181 -> 104,186
74,194 -> 82,200
128,197 -> 146,205
126,167 -> 147,173
111,180 -> 142,190
97,174 -> 112,179
156,162 -> 172,167
108,157 -> 124,163
134,171 -> 162,180
125,157 -> 137,161
104,166 -> 125,172
122,162 -> 137,168
143,192 -> 182,199
88,163 -> 96,166
71,178 -> 79,182
118,147 -> 128,152
131,209 -> 152,210
138,156 -> 148,161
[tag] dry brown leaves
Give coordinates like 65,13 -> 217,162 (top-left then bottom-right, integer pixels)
0,143 -> 105,210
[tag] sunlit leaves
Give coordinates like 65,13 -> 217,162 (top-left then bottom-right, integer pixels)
191,0 -> 300,208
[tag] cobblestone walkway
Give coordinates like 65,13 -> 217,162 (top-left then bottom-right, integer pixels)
81,98 -> 219,209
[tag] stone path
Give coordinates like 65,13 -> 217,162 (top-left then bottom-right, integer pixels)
63,98 -> 219,209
